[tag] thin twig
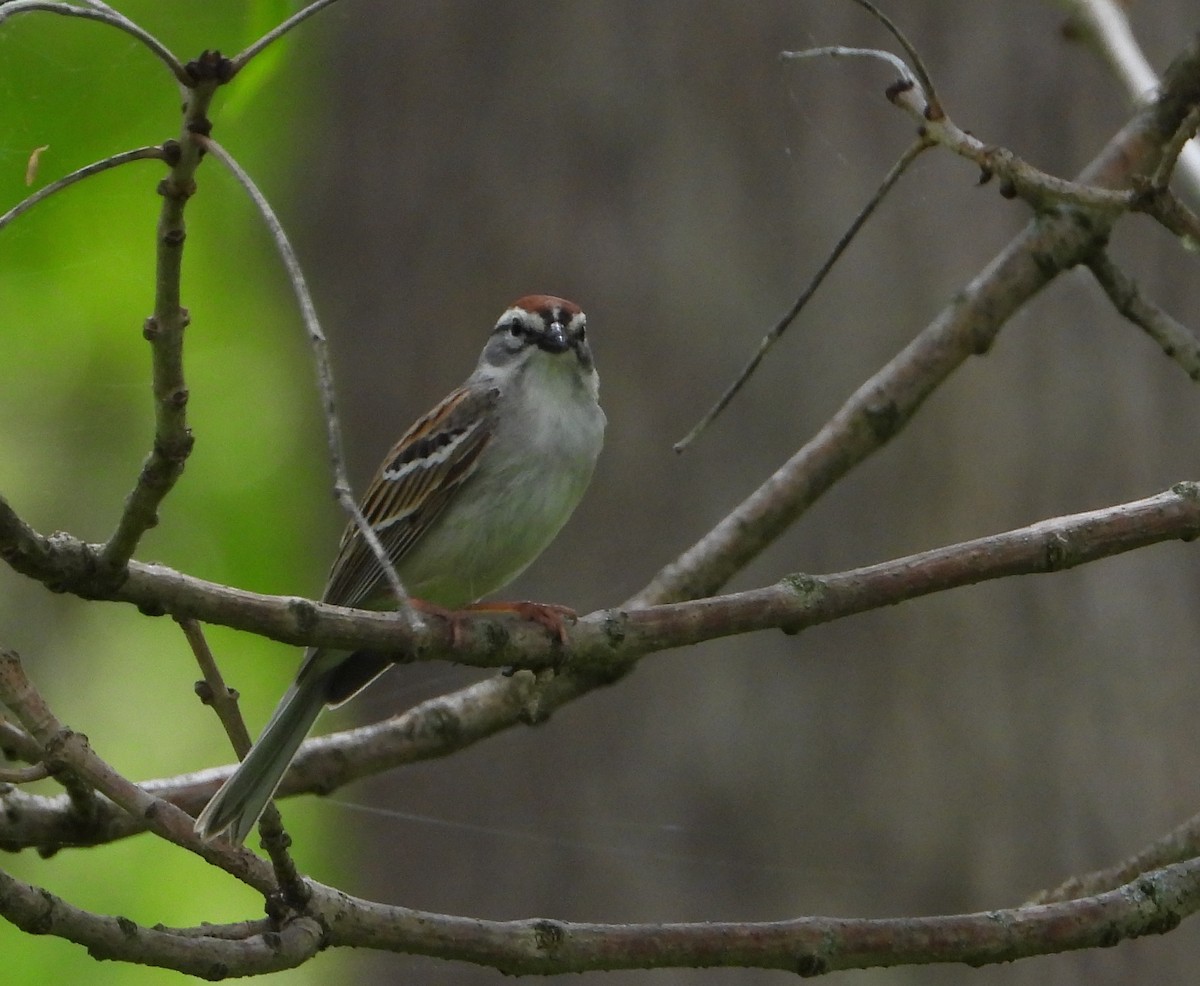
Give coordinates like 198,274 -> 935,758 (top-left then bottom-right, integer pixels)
783,44 -> 915,87
1151,103 -> 1200,190
96,80 -> 227,572
675,137 -> 930,451
0,646 -> 279,892
0,647 -> 97,821
1088,252 -> 1200,381
0,762 -> 51,783
229,0 -> 343,75
0,1 -> 190,86
1129,185 -> 1200,247
1029,806 -> 1200,904
883,78 -> 1133,213
0,868 -> 321,976
639,29 -> 1200,608
178,617 -> 252,756
780,39 -> 1133,225
0,145 -> 166,233
0,715 -> 44,763
176,617 -> 309,909
1060,0 -> 1200,202
253,808 -> 313,917
193,134 -> 421,629
786,12 -> 1173,217
843,0 -> 942,117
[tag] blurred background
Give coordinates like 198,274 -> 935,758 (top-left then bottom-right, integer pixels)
2,2 -> 1199,984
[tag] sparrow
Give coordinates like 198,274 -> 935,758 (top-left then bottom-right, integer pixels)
195,295 -> 605,845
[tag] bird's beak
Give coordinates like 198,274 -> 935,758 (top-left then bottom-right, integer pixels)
539,320 -> 570,354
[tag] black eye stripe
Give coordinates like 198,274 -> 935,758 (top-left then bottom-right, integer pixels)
493,310 -> 588,347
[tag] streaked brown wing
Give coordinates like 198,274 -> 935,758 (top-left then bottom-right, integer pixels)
321,384 -> 499,608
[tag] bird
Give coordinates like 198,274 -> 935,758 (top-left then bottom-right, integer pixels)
194,295 -> 605,845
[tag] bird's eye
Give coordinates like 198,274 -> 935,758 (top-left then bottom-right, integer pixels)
507,320 -> 524,338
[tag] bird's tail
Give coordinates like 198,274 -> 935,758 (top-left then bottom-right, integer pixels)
194,669 -> 329,846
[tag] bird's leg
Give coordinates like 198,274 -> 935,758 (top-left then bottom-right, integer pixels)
463,601 -> 576,644
410,598 -> 576,645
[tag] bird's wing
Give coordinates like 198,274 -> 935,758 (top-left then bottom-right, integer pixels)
321,383 -> 499,609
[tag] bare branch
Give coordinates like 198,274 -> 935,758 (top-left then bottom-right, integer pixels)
1088,252 -> 1200,380
638,32 -> 1200,608
3,484 -> 1198,854
0,867 -> 321,976
96,77 -> 229,572
0,145 -> 166,233
317,859 -> 1200,974
7,629 -> 1200,976
0,646 -> 279,893
783,43 -> 915,88
788,12 -> 1200,219
1151,103 -> 1200,190
0,1 -> 190,85
1060,0 -> 1200,201
193,134 -> 422,630
177,618 -> 309,909
882,78 -> 1132,213
1129,181 -> 1200,247
229,0 -> 343,75
0,714 -> 43,763
842,0 -> 941,116
2,818 -> 1197,977
8,482 -> 1200,672
179,617 -> 253,757
1031,807 -> 1200,904
675,137 -> 930,451
0,762 -> 50,783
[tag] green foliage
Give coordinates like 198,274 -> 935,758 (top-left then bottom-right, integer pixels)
1,3 -> 339,981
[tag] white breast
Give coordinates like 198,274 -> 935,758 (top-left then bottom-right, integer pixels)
397,350 -> 605,606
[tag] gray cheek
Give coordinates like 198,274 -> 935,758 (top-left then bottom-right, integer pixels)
482,334 -> 526,368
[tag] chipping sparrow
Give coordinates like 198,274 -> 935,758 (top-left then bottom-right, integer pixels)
195,295 -> 604,844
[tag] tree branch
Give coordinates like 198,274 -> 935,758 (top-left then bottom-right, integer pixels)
1,7 -> 1198,976
0,145 -> 167,233
6,482 -> 1200,675
675,137 -> 931,451
193,135 -> 420,626
95,60 -> 231,572
0,647 -> 278,893
180,618 -> 310,912
637,31 -> 1200,609
0,868 -> 322,977
1031,807 -> 1200,905
3,484 -> 1197,851
1060,0 -> 1200,201
0,1 -> 189,85
229,0 -> 343,76
1087,252 -> 1200,380
5,848 -> 1194,978
317,858 -> 1200,974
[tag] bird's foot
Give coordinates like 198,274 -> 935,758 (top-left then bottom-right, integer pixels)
411,598 -> 576,645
